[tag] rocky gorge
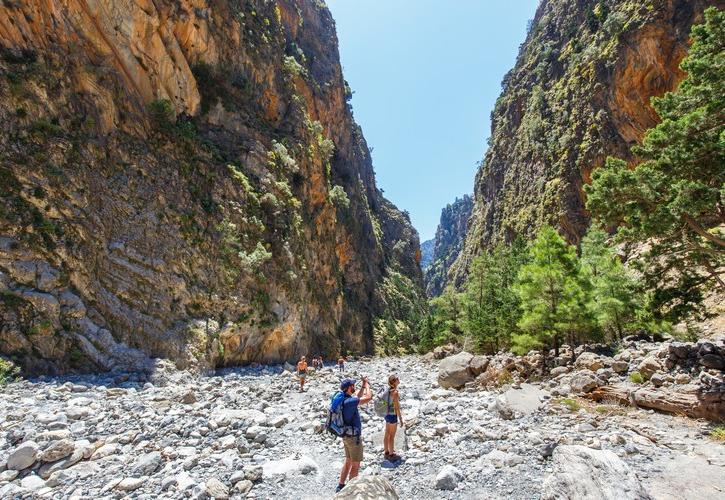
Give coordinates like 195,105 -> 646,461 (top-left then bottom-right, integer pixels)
1,341 -> 723,499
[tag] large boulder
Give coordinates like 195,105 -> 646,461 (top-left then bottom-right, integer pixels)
335,476 -> 398,499
637,356 -> 662,378
611,360 -> 629,374
432,344 -> 458,360
542,445 -> 651,500
700,353 -> 724,370
575,352 -> 605,371
437,352 -> 475,389
469,355 -> 490,376
570,370 -> 600,394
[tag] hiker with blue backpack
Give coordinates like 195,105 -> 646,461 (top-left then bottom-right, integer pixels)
375,374 -> 405,462
326,377 -> 372,493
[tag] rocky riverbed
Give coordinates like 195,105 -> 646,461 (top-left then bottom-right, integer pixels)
1,356 -> 724,499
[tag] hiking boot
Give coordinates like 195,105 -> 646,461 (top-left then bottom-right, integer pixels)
389,453 -> 402,462
335,483 -> 345,493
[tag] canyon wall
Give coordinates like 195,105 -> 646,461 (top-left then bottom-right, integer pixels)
449,0 -> 724,287
0,0 -> 424,374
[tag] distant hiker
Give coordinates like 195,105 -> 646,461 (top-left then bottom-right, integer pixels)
375,374 -> 404,461
318,356 -> 325,369
329,377 -> 372,493
297,356 -> 308,392
338,357 -> 346,372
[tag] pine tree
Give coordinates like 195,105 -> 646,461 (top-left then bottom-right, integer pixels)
461,238 -> 527,353
580,228 -> 642,341
513,227 -> 595,358
429,286 -> 464,346
585,7 -> 725,320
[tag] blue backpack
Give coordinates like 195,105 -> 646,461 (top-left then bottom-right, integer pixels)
325,391 -> 359,438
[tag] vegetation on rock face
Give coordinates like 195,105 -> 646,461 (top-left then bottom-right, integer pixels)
0,357 -> 20,386
586,7 -> 725,322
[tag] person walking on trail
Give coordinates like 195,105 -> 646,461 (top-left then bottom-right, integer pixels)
381,374 -> 404,462
297,356 -> 308,392
338,357 -> 345,372
336,377 -> 372,493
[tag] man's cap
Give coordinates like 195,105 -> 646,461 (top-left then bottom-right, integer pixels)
340,378 -> 356,391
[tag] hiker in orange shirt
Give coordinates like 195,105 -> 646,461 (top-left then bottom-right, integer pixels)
297,356 -> 308,392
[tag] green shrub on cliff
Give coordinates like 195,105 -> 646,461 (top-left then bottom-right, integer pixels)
586,7 -> 725,321
0,358 -> 20,386
329,185 -> 350,209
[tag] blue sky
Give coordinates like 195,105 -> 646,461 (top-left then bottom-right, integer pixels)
326,0 -> 540,241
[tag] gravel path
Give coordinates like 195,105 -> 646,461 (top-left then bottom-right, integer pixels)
0,356 -> 722,499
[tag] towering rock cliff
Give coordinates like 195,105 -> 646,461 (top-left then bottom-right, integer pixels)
424,195 -> 473,297
450,0 -> 724,286
0,0 -> 424,375
420,239 -> 434,272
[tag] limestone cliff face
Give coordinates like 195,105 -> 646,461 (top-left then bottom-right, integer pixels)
424,195 -> 473,297
450,0 -> 724,286
0,0 -> 423,374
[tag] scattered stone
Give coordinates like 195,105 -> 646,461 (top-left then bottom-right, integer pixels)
132,451 -> 163,476
20,474 -> 46,491
434,464 -> 463,490
181,390 -> 197,404
40,439 -> 75,462
116,477 -> 145,492
262,456 -> 318,476
205,477 -> 230,499
7,441 -> 39,470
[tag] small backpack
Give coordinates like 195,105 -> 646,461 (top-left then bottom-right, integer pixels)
325,391 -> 359,438
374,388 -> 392,418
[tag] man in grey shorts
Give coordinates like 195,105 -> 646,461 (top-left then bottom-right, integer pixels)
336,377 -> 372,493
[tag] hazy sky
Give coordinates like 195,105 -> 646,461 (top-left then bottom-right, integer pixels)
326,0 -> 540,241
